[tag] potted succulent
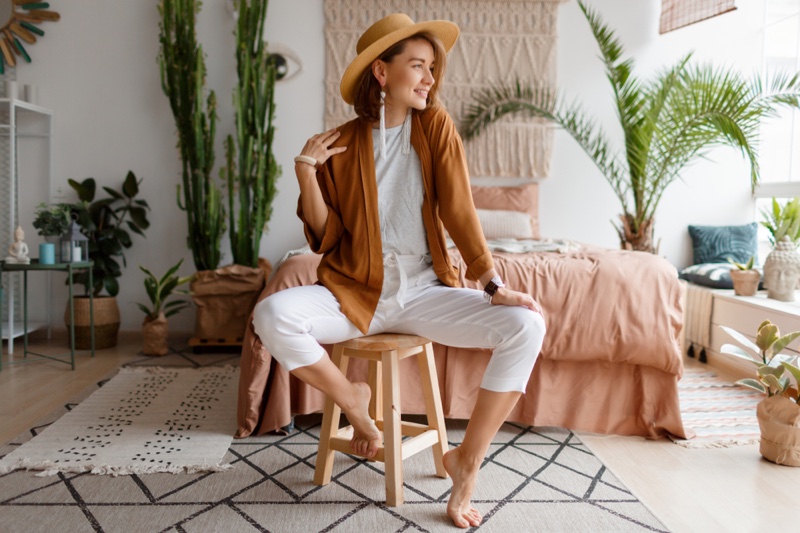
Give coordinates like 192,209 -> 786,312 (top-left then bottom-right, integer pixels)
63,171 -> 151,349
721,320 -> 800,466
31,202 -> 70,265
137,259 -> 192,356
728,256 -> 760,297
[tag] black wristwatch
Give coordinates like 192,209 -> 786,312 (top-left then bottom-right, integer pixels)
484,276 -> 505,302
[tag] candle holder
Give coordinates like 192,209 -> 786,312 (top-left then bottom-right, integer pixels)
59,219 -> 89,263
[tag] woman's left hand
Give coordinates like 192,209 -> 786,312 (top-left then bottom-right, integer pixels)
491,287 -> 543,315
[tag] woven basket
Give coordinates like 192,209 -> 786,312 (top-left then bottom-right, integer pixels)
64,296 -> 120,350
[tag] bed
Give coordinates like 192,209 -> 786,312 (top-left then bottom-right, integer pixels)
235,184 -> 688,440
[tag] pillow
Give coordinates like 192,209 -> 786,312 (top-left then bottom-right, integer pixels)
471,183 -> 539,238
678,262 -> 764,290
687,223 -> 758,265
678,263 -> 735,289
476,208 -> 535,240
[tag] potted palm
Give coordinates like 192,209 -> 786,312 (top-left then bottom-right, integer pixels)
137,259 -> 192,356
721,320 -> 800,466
64,171 -> 151,349
463,0 -> 800,253
728,256 -> 760,296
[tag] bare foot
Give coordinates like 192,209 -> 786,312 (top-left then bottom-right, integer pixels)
443,447 -> 482,528
343,382 -> 381,458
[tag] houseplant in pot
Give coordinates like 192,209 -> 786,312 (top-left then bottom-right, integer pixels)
728,256 -> 760,296
463,0 -> 800,253
64,171 -> 151,349
32,202 -> 70,265
137,259 -> 192,356
188,0 -> 280,342
720,320 -> 800,466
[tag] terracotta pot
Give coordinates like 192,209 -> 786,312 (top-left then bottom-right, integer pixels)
64,296 -> 120,349
730,269 -> 760,297
142,312 -> 169,356
757,395 -> 800,466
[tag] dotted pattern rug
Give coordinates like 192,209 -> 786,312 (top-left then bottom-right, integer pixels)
0,366 -> 239,476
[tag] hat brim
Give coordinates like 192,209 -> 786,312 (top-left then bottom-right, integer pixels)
340,20 -> 459,105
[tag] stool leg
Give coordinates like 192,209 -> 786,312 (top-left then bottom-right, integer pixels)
382,350 -> 403,506
368,360 -> 383,426
418,343 -> 449,478
314,345 -> 349,486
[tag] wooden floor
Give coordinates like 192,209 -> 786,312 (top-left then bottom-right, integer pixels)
2,335 -> 798,532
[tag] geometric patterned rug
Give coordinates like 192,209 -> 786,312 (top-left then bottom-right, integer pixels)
0,350 -> 668,532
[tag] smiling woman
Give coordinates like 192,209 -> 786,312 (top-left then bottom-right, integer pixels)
0,0 -> 59,73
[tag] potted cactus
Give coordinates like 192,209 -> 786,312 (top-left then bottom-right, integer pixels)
721,320 -> 800,466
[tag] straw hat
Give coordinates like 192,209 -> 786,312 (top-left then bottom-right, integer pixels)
339,13 -> 460,105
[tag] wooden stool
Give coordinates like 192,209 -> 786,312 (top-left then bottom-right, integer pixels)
313,333 -> 449,506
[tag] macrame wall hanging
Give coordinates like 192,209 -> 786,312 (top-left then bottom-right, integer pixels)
324,0 -> 567,179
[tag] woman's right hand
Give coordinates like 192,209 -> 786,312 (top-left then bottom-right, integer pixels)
298,128 -> 348,168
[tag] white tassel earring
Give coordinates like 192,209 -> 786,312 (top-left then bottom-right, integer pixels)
379,89 -> 387,160
401,108 -> 412,155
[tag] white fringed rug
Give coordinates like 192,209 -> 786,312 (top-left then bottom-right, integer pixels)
0,366 -> 239,476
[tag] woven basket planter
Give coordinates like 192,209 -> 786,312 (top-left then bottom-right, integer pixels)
191,263 -> 268,341
142,313 -> 169,356
757,395 -> 800,466
64,296 -> 120,350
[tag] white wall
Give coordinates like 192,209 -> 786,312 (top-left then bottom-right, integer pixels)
12,0 -> 767,333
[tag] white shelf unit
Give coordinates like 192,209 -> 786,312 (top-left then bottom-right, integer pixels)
0,97 -> 53,354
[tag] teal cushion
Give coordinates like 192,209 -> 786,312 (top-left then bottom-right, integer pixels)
688,223 -> 758,265
679,263 -> 734,288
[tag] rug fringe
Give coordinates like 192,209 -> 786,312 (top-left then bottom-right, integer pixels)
0,458 -> 234,477
671,437 -> 760,449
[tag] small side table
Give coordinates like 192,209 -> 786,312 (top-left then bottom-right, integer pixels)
0,259 -> 94,370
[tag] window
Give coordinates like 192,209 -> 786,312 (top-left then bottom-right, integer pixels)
759,0 -> 800,195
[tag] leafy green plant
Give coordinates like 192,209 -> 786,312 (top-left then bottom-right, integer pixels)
158,0 -> 225,272
137,259 -> 193,320
223,0 -> 281,268
463,0 -> 800,253
721,320 -> 800,403
760,197 -> 800,248
32,202 -> 70,237
67,171 -> 151,297
728,256 -> 756,270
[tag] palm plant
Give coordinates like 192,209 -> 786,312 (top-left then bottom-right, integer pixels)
463,0 -> 800,253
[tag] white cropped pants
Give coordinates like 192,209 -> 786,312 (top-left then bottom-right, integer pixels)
252,254 -> 546,393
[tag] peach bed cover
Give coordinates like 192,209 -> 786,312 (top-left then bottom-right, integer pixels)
236,246 -> 687,440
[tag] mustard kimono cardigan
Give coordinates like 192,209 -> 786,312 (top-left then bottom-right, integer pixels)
297,105 -> 493,334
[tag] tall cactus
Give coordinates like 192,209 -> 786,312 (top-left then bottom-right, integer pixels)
158,0 -> 225,272
225,0 -> 281,268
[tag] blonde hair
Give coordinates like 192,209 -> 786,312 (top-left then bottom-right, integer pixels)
352,31 -> 447,122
